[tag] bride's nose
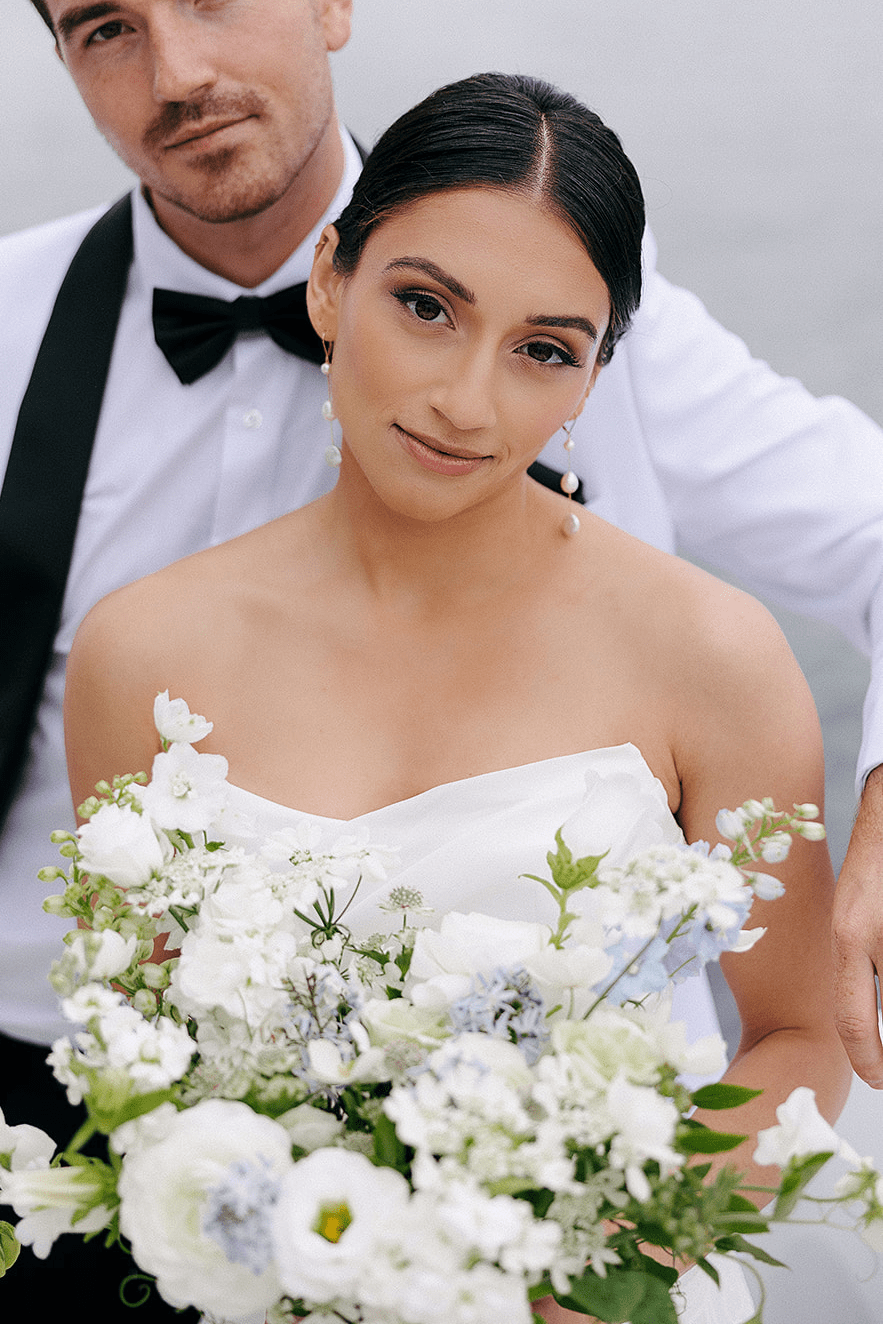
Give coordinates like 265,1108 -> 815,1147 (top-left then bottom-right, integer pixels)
426,347 -> 498,433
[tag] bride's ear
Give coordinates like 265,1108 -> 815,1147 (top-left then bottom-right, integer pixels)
307,225 -> 345,341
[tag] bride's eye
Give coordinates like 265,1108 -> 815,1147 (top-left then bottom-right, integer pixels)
516,340 -> 579,367
394,290 -> 450,325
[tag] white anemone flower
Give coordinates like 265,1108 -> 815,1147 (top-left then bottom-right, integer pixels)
271,1147 -> 411,1302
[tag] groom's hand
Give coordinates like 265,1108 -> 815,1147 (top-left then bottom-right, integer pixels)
833,763 -> 883,1086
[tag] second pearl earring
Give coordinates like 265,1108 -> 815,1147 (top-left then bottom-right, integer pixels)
559,419 -> 580,536
321,339 -> 342,468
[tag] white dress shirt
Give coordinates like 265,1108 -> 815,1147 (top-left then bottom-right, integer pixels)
3,136 -> 883,1041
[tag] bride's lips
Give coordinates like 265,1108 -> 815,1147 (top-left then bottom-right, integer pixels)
394,425 -> 490,476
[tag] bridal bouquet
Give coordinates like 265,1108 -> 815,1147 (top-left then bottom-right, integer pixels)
1,695 -> 881,1324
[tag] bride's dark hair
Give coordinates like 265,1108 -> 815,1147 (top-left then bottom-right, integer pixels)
333,72 -> 645,364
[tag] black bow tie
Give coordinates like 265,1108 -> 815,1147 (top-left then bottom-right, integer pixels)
152,283 -> 324,384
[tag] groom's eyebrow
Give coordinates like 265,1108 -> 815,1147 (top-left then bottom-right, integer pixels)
383,258 -> 476,306
55,4 -> 118,42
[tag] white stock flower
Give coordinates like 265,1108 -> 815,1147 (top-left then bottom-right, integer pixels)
271,1147 -> 411,1302
605,1076 -> 681,1200
153,691 -> 213,745
76,801 -> 166,887
139,742 -> 229,833
560,763 -> 682,868
118,1099 -> 293,1318
754,1087 -> 855,1168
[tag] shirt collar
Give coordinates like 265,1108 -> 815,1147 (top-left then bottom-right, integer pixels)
131,126 -> 362,299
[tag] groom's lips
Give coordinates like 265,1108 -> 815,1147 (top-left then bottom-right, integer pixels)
394,425 -> 491,476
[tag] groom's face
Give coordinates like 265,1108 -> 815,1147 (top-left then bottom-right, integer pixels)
46,0 -> 352,224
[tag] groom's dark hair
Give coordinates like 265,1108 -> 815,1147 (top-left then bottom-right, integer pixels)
29,1 -> 55,33
332,72 -> 645,365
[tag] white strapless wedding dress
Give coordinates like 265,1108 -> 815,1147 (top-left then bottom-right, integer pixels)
224,743 -> 756,1324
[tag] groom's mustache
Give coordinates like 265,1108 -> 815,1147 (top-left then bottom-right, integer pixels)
143,93 -> 267,151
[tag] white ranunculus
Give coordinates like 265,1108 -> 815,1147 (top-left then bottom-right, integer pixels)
118,1099 -> 293,1318
409,912 -> 550,1008
76,801 -> 166,887
753,1086 -> 856,1168
559,763 -> 682,869
271,1147 -> 411,1302
139,741 -> 229,833
153,690 -> 213,745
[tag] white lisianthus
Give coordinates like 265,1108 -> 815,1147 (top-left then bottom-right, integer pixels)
0,1165 -> 113,1259
307,1036 -> 390,1086
140,741 -> 229,833
76,801 -> 166,887
560,763 -> 682,868
754,1087 -> 858,1168
0,1108 -> 56,1171
118,1100 -> 293,1318
154,690 -> 213,745
409,913 -> 550,1008
271,1147 -> 411,1302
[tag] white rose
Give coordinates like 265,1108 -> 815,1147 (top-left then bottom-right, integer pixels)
359,997 -> 448,1048
277,1104 -> 344,1153
153,691 -> 213,745
139,742 -> 229,834
76,802 -> 166,887
409,912 -> 550,1008
118,1099 -> 293,1318
560,764 -> 682,868
271,1147 -> 411,1302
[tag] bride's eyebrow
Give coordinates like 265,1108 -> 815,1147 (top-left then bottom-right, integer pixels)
526,313 -> 599,342
383,258 -> 475,305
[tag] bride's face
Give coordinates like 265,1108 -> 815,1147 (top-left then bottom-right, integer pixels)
310,187 -> 611,522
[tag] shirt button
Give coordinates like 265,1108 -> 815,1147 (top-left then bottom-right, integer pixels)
243,408 -> 263,430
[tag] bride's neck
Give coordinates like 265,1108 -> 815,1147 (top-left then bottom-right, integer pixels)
324,463 -> 562,607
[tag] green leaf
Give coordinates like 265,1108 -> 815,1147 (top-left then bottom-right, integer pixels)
714,1193 -> 770,1235
691,1083 -> 763,1110
372,1113 -> 410,1175
0,1221 -> 20,1276
695,1256 -> 720,1287
715,1234 -> 787,1268
677,1127 -> 747,1154
773,1151 -> 834,1218
557,1268 -> 678,1324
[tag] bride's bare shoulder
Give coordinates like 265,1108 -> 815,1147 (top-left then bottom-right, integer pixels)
580,514 -> 809,706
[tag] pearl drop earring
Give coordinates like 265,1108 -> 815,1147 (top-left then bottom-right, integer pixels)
321,339 -> 342,468
559,419 -> 580,536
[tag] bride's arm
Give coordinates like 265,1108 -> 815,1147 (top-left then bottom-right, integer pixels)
64,583 -> 171,815
673,584 -> 852,1190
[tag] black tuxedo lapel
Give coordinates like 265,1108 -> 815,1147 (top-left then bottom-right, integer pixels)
0,195 -> 134,831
